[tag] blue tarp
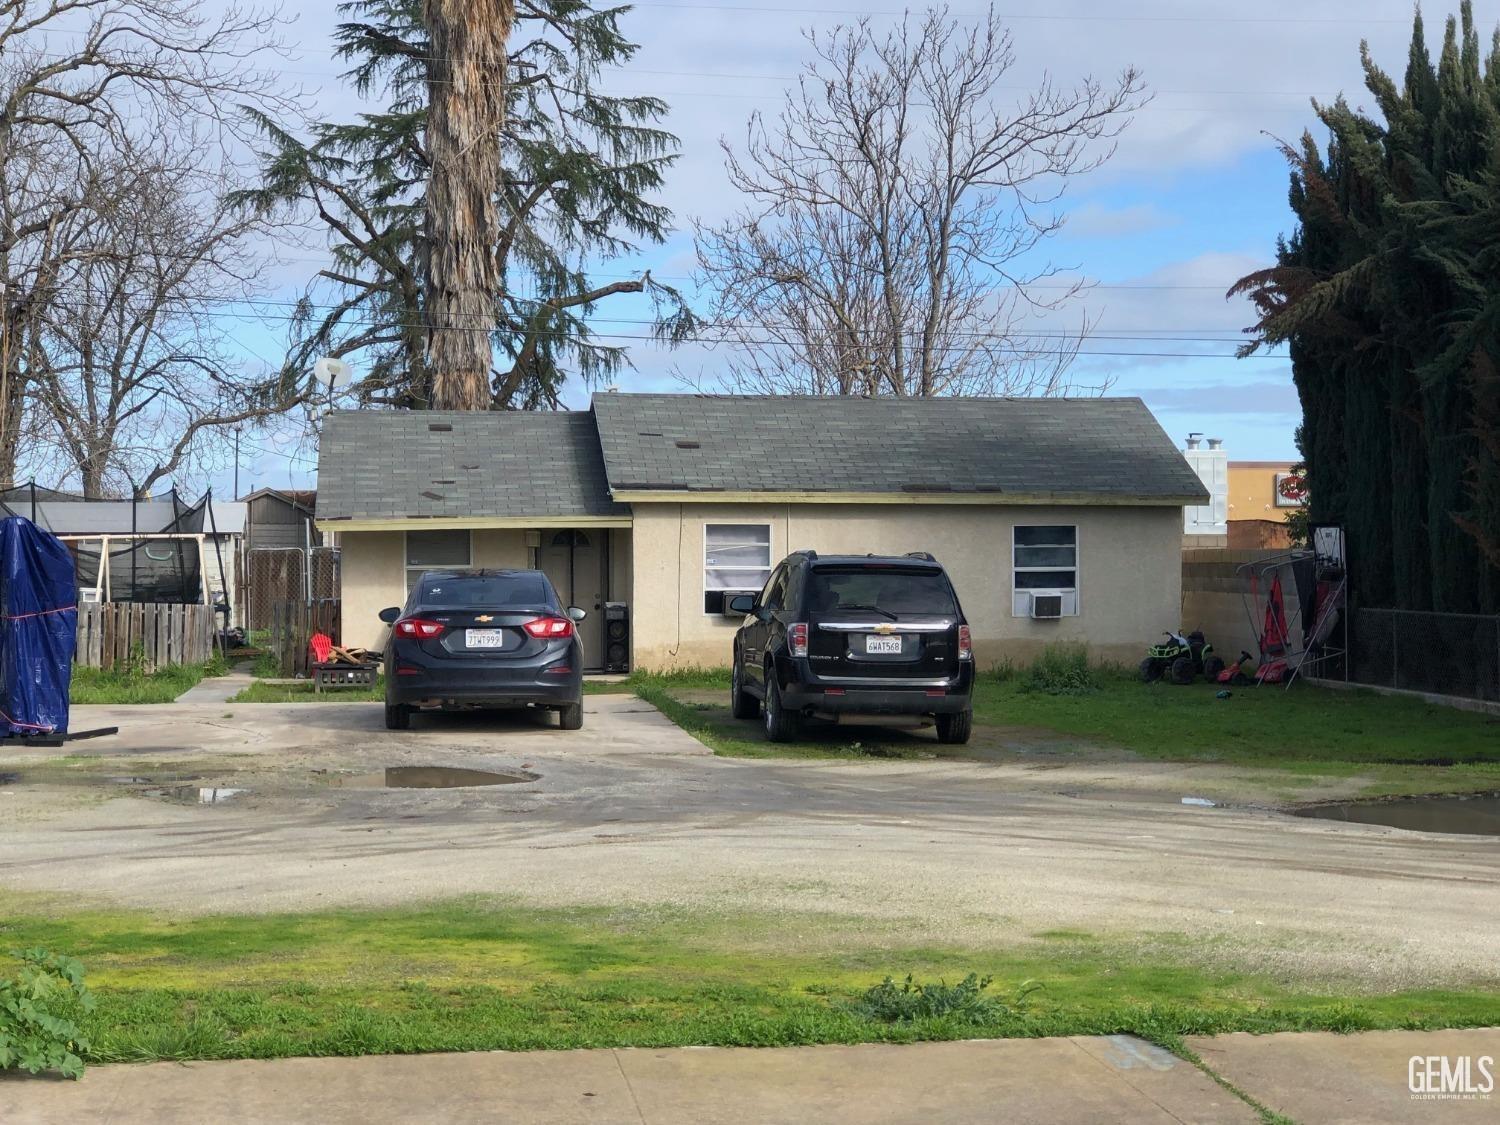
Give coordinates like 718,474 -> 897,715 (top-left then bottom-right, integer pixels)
0,517 -> 76,735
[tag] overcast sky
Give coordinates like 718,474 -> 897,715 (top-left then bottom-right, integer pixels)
222,1 -> 1478,496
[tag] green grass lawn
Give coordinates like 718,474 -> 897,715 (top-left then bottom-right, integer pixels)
70,658 -> 228,705
4,896 -> 1496,1065
620,665 -> 1500,778
228,678 -> 385,703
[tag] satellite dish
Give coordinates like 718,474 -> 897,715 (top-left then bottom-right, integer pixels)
314,357 -> 355,390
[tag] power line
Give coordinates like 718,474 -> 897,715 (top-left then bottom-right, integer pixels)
626,2 -> 1411,22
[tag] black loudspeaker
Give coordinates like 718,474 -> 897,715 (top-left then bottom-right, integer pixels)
604,602 -> 630,672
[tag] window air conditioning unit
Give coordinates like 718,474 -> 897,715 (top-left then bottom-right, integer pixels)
79,588 -> 102,605
1030,593 -> 1064,620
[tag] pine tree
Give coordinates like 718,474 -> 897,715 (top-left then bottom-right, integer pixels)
239,0 -> 694,410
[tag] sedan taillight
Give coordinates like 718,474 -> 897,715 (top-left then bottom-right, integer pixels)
789,622 -> 809,658
958,624 -> 972,661
523,616 -> 575,639
395,617 -> 444,638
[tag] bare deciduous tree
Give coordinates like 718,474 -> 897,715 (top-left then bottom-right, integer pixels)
24,145 -> 287,498
0,0 -> 293,485
694,5 -> 1145,397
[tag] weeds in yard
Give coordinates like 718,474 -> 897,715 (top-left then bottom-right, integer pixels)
0,949 -> 94,1079
69,661 -> 214,704
1021,644 -> 1098,696
856,974 -> 1043,1024
251,649 -> 281,678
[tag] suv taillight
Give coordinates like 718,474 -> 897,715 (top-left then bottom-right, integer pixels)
523,616 -> 574,639
789,622 -> 809,658
958,624 -> 972,661
395,617 -> 444,638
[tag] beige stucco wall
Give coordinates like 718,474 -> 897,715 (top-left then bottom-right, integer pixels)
337,528 -> 530,650
629,502 -> 1185,672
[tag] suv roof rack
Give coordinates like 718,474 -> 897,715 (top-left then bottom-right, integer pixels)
789,548 -> 818,561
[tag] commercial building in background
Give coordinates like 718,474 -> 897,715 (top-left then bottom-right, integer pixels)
1227,461 -> 1305,548
1181,435 -> 1306,550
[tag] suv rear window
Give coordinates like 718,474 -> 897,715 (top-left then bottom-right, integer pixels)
805,567 -> 957,615
416,573 -> 554,608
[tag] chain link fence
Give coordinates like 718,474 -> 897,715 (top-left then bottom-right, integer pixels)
244,547 -> 340,633
1350,609 -> 1500,702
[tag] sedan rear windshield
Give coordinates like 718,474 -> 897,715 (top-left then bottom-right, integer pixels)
806,568 -> 957,616
416,573 -> 554,608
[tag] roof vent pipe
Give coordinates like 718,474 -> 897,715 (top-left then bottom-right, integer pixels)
1185,432 -> 1202,450
1207,437 -> 1223,450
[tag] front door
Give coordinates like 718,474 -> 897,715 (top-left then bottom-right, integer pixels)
540,530 -> 605,670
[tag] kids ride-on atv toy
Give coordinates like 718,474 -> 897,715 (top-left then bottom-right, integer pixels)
1139,630 -> 1225,685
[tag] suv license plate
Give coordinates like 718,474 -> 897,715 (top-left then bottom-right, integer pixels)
865,635 -> 903,655
466,628 -> 506,649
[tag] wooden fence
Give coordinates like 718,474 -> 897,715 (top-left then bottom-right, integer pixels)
266,598 -> 341,677
75,602 -> 215,670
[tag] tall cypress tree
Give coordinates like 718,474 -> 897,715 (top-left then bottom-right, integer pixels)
1234,2 -> 1500,614
239,0 -> 694,410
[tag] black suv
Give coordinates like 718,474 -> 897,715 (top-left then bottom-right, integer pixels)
726,551 -> 974,744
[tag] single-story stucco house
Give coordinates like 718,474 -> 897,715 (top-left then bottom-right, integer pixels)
315,393 -> 1208,672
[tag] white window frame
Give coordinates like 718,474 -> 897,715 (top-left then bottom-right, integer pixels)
405,529 -> 472,592
703,522 -> 772,616
1011,524 -> 1079,618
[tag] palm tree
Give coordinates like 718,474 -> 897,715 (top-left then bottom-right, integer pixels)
422,0 -> 514,410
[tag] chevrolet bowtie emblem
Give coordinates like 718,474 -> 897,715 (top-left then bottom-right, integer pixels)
874,623 -> 895,634
475,615 -> 494,623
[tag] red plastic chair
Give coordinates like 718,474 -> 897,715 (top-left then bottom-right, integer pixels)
309,632 -> 334,665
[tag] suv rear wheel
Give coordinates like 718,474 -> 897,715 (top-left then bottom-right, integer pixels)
763,672 -> 800,743
731,656 -> 760,719
935,709 -> 972,745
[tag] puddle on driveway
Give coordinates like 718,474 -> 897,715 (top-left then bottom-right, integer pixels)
332,766 -> 537,789
137,785 -> 244,804
1293,793 -> 1500,836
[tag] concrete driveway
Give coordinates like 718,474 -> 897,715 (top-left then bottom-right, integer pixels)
1,695 -> 1498,987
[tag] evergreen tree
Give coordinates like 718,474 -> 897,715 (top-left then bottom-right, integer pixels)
240,0 -> 694,410
1234,2 -> 1500,613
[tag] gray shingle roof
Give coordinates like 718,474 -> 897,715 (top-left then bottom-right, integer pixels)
591,394 -> 1208,503
317,411 -> 626,521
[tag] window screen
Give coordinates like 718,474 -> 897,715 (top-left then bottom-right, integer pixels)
704,523 -> 771,614
1012,525 -> 1078,616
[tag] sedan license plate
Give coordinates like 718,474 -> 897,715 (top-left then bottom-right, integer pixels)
864,634 -> 903,655
465,628 -> 507,649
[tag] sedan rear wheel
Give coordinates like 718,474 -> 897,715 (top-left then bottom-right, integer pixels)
384,702 -> 410,731
558,701 -> 584,730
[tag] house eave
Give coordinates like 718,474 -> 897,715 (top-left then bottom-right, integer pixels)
608,489 -> 1205,507
316,514 -> 633,533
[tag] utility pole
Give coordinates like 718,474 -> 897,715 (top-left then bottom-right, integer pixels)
233,426 -> 241,499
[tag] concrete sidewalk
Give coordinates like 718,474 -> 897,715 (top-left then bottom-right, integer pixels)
172,663 -> 253,704
0,1037 -> 1250,1124
3,1029 -> 1496,1124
